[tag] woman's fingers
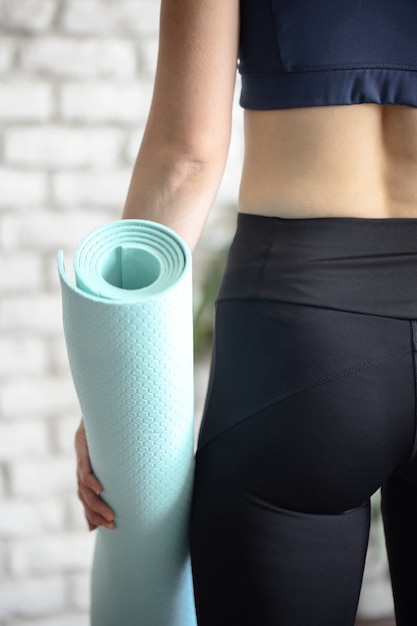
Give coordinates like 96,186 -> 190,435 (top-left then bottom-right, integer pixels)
78,482 -> 115,530
75,418 -> 116,531
77,452 -> 103,496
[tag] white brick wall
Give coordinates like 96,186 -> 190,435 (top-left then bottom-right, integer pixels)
0,169 -> 48,208
5,127 -> 126,168
0,1 -> 241,624
0,577 -> 67,621
20,39 -> 138,79
1,0 -> 57,33
0,83 -> 53,121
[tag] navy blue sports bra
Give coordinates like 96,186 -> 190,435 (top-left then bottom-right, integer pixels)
239,0 -> 417,110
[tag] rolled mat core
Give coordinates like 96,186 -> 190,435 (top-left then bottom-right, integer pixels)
57,220 -> 197,626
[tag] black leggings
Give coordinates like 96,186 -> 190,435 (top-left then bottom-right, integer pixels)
190,214 -> 417,626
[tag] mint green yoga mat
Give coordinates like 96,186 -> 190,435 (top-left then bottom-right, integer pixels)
57,220 -> 197,626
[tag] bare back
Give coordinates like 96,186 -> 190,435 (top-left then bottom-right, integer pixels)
239,104 -> 417,219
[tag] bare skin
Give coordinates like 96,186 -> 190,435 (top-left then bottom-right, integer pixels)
75,0 -> 417,531
240,104 -> 417,219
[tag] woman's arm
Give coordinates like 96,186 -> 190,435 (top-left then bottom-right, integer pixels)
76,0 -> 239,531
123,0 -> 240,250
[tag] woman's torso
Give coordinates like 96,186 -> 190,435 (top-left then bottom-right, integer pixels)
239,104 -> 417,219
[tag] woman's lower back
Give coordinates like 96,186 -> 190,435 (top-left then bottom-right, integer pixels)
239,103 -> 417,219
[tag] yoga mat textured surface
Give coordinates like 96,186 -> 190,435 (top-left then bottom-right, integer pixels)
58,220 -> 196,626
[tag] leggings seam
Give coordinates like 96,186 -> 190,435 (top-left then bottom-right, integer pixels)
214,296 -> 413,321
309,345 -> 412,388
197,345 -> 412,453
251,493 -> 371,518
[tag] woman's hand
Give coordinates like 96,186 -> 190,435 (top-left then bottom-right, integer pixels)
75,419 -> 116,531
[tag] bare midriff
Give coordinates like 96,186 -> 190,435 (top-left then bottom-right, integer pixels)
238,104 -> 417,219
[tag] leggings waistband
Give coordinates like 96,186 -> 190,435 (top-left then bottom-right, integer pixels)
217,213 -> 417,319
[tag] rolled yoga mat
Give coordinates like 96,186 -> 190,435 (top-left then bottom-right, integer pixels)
57,220 -> 197,626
